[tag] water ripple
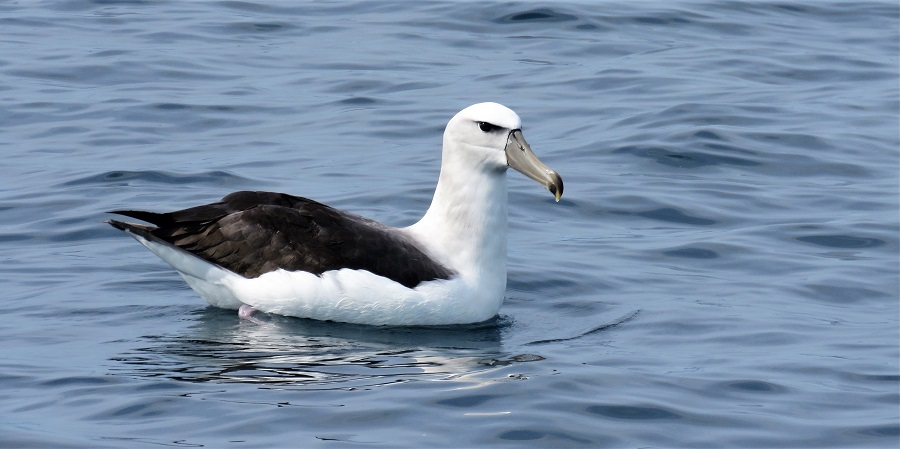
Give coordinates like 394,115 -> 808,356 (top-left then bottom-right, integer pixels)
0,1 -> 896,448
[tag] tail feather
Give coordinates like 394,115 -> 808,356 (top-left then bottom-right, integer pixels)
108,210 -> 167,226
107,218 -> 154,235
108,218 -> 231,281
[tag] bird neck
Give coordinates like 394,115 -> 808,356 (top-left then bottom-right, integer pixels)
406,148 -> 509,278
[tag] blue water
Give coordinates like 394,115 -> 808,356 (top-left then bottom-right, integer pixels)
2,1 -> 898,447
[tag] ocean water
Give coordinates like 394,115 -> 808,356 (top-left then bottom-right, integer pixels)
1,0 -> 898,447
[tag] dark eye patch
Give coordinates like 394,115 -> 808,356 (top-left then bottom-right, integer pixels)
477,121 -> 499,133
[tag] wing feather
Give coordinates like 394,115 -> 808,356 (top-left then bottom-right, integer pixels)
110,191 -> 453,288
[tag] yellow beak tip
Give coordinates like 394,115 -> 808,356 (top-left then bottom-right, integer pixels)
552,188 -> 562,202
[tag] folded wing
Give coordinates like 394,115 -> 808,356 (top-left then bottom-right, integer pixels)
109,191 -> 453,288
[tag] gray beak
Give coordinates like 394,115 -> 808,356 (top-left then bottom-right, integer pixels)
505,129 -> 564,202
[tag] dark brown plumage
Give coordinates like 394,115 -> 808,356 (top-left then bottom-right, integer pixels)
109,191 -> 454,288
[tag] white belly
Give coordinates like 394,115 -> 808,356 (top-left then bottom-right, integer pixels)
130,231 -> 504,325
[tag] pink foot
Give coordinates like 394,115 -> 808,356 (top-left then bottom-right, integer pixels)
238,304 -> 261,323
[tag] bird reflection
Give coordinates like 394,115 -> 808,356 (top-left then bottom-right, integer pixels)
111,308 -> 543,388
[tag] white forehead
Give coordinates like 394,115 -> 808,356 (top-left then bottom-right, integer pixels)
450,102 -> 522,130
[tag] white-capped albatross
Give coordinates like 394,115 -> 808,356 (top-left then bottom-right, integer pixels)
108,102 -> 563,326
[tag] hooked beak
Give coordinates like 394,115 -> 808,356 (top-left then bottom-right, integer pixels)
505,129 -> 564,202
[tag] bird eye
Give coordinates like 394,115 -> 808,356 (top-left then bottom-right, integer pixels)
477,121 -> 497,133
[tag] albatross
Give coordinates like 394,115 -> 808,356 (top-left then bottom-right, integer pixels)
108,102 -> 563,326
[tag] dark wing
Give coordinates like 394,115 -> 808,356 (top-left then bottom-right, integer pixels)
109,191 -> 453,288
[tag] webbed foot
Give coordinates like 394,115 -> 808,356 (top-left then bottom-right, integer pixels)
238,304 -> 262,324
